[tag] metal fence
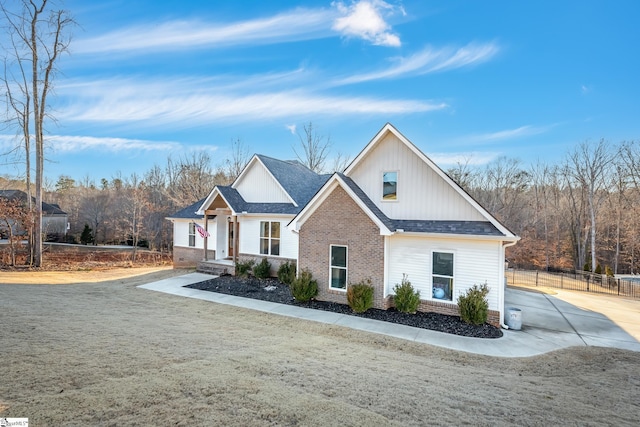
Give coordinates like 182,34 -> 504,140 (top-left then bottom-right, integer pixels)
507,269 -> 640,299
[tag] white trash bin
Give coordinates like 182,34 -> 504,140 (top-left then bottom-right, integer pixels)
506,307 -> 522,330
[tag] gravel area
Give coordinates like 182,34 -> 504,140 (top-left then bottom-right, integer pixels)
186,275 -> 503,338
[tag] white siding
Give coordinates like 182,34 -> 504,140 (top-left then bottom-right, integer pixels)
234,161 -> 291,203
172,219 -> 216,249
348,133 -> 484,221
239,215 -> 298,259
387,235 -> 502,311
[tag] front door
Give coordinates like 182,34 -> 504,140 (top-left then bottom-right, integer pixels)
228,220 -> 238,259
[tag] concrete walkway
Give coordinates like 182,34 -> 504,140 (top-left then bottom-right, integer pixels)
138,273 -> 640,358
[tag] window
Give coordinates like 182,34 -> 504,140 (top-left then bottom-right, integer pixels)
188,223 -> 196,247
330,245 -> 347,289
260,221 -> 280,256
432,251 -> 453,301
383,171 -> 397,200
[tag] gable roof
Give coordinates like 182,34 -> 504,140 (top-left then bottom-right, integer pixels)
343,123 -> 517,238
289,173 -> 510,239
0,189 -> 67,215
166,198 -> 207,220
196,154 -> 330,216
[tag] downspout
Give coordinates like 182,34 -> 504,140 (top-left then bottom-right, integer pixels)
500,240 -> 519,329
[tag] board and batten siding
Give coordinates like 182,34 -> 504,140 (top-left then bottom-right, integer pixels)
234,161 -> 291,203
172,219 -> 216,249
387,235 -> 503,311
349,133 -> 485,221
238,216 -> 298,259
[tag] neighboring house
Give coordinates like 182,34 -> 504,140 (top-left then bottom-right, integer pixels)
288,124 -> 519,326
168,124 -> 519,325
167,155 -> 329,273
0,189 -> 69,240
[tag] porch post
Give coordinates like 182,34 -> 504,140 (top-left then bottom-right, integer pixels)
233,216 -> 239,265
203,214 -> 208,261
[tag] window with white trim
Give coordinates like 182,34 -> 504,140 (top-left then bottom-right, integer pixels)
432,251 -> 454,301
260,221 -> 280,256
188,223 -> 196,247
330,245 -> 347,290
383,171 -> 398,200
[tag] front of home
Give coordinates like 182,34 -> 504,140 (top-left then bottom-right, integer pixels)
166,154 -> 328,273
168,124 -> 519,325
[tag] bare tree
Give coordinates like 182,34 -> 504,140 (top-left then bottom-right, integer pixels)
566,139 -> 614,272
293,122 -> 331,173
0,0 -> 74,267
225,138 -> 251,182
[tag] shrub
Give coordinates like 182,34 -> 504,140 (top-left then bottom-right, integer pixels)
347,279 -> 374,313
457,283 -> 490,325
605,265 -> 614,277
277,261 -> 297,285
290,269 -> 318,302
235,259 -> 255,278
253,258 -> 271,279
594,263 -> 602,275
393,274 -> 420,313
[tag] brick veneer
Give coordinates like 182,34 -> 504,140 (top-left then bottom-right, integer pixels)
298,185 -> 502,327
172,246 -> 215,268
298,185 -> 386,309
237,253 -> 296,277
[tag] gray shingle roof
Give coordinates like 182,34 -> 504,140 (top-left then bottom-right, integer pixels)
336,174 -> 505,237
256,155 -> 330,208
168,198 -> 206,219
0,189 -> 67,215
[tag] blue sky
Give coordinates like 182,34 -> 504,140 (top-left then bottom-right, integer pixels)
3,0 -> 639,183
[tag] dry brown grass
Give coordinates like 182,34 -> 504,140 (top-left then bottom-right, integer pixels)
1,270 -> 639,426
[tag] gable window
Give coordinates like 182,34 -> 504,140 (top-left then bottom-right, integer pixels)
188,223 -> 196,247
260,221 -> 280,256
330,245 -> 347,290
432,251 -> 454,301
383,171 -> 397,200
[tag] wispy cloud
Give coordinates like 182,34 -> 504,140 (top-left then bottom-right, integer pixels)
47,135 -> 181,152
73,8 -> 336,54
57,77 -> 447,127
335,42 -> 500,85
429,151 -> 499,166
332,0 -> 403,47
286,124 -> 297,134
463,125 -> 550,143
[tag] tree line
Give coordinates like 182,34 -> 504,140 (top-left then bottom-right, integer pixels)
450,139 -> 640,275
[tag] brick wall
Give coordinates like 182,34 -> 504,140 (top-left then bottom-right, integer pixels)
299,185 -> 386,309
173,246 -> 215,268
238,253 -> 296,277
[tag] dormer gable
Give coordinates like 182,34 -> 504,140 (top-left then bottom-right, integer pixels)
233,155 -> 295,205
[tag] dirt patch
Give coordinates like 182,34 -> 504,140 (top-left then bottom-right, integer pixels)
1,274 -> 639,426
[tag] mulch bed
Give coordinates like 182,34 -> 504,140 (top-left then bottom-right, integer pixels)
186,275 -> 503,339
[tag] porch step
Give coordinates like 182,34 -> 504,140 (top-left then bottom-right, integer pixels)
196,261 -> 235,276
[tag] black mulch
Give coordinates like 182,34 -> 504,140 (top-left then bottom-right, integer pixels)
186,275 -> 503,339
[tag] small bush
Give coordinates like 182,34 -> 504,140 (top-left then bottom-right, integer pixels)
457,283 -> 490,325
594,263 -> 602,275
277,261 -> 297,285
605,265 -> 614,277
347,279 -> 374,313
235,259 -> 255,278
393,274 -> 420,313
290,269 -> 318,302
253,258 -> 271,279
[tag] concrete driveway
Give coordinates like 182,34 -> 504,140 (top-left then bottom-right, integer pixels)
504,286 -> 640,354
